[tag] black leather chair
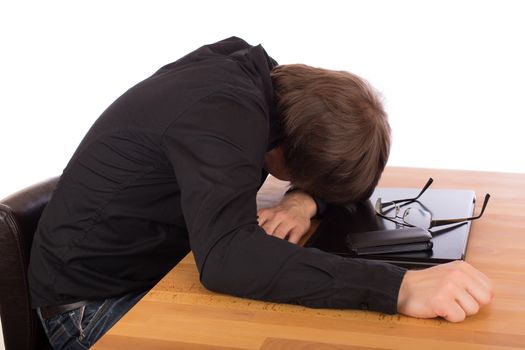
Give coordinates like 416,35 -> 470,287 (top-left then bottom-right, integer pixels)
0,177 -> 58,350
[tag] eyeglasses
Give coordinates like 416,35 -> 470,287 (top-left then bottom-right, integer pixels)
375,178 -> 490,230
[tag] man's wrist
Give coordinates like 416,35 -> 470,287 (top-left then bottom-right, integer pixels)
283,190 -> 317,219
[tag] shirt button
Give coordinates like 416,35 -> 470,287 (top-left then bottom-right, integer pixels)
360,302 -> 369,310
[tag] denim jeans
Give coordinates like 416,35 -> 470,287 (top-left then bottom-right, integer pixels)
36,290 -> 147,349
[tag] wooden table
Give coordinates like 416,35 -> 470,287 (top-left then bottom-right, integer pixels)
93,167 -> 525,350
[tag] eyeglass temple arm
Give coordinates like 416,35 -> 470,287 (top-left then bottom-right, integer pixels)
430,194 -> 491,227
381,178 -> 434,208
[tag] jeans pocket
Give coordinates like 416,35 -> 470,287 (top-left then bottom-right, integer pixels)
68,306 -> 85,334
78,299 -> 111,344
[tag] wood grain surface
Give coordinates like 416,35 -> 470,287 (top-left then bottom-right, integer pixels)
93,167 -> 525,350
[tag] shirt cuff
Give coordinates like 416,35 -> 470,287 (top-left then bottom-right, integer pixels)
334,257 -> 408,314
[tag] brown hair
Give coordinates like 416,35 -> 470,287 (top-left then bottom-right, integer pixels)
271,64 -> 390,204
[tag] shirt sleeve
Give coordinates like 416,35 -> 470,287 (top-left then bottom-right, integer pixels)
162,93 -> 407,314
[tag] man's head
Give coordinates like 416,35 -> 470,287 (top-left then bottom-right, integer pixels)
270,64 -> 390,205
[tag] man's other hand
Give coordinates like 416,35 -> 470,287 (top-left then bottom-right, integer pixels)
397,260 -> 494,322
257,190 -> 317,244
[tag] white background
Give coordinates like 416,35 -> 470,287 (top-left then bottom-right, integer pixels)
1,1 -> 525,200
1,0 -> 524,347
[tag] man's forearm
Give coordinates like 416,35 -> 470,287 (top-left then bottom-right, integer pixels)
201,223 -> 406,314
282,189 -> 317,219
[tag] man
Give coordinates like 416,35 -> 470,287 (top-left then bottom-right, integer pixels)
29,37 -> 493,349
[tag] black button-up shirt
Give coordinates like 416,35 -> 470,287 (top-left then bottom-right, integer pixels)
28,37 -> 406,314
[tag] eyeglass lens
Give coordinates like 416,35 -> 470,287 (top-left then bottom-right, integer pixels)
403,207 -> 432,229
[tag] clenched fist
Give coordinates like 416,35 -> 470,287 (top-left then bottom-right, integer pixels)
397,260 -> 494,322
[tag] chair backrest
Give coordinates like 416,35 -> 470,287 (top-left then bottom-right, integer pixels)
0,177 -> 59,350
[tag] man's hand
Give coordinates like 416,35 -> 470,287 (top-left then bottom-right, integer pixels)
397,260 -> 494,322
257,190 -> 317,244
